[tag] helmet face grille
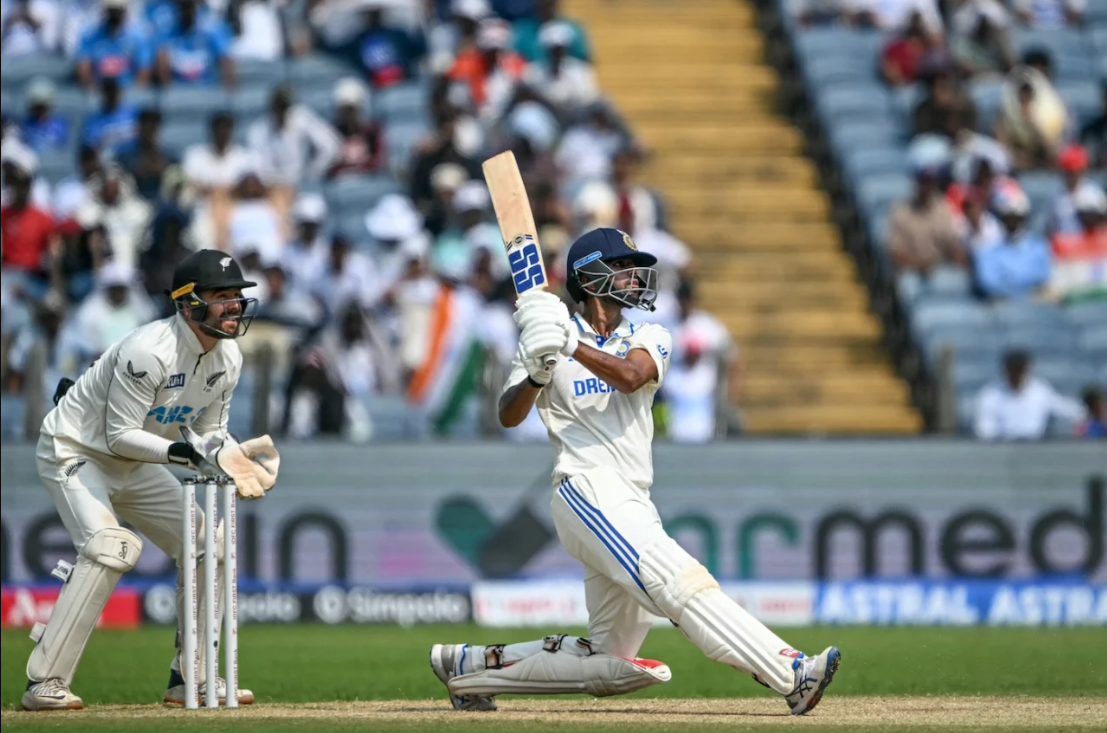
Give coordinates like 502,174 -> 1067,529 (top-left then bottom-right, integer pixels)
572,258 -> 659,311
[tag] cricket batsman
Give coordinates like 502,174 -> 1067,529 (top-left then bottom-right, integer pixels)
431,228 -> 839,714
21,250 -> 280,711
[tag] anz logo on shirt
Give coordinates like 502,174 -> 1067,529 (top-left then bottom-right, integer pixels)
147,405 -> 203,425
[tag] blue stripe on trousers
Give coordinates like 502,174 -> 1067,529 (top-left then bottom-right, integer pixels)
557,480 -> 647,595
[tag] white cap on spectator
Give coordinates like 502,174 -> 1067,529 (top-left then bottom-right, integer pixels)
477,19 -> 512,50
97,260 -> 135,289
430,162 -> 468,193
334,77 -> 368,108
453,180 -> 489,213
103,0 -> 128,9
573,180 -> 618,226
25,78 -> 56,106
538,21 -> 575,49
1,137 -> 38,175
365,193 -> 423,242
1073,184 -> 1107,215
452,0 -> 490,20
292,192 -> 328,223
508,101 -> 559,152
401,231 -> 431,260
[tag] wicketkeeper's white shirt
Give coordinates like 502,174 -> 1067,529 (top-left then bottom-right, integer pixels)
506,314 -> 672,491
41,315 -> 242,471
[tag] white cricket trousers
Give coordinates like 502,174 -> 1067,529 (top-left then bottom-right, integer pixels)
36,434 -> 200,569
550,464 -> 798,692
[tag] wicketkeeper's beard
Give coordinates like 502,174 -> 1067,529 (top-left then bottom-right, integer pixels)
198,300 -> 255,339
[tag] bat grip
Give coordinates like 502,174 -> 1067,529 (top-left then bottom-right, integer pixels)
541,353 -> 557,372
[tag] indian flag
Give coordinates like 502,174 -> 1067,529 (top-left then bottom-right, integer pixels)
406,283 -> 487,435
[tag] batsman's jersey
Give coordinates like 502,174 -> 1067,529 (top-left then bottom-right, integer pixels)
506,315 -> 672,490
41,315 -> 242,469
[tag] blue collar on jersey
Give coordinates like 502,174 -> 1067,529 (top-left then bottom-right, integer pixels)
572,314 -> 636,348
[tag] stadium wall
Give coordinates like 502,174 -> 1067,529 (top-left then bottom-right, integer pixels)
2,442 -> 1103,628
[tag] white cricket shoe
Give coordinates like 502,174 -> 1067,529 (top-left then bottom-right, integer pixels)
163,668 -> 255,706
784,646 -> 841,715
21,678 -> 83,711
429,643 -> 497,711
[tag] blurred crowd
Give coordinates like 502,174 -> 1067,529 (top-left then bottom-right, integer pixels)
790,0 -> 1105,440
1,0 -> 738,444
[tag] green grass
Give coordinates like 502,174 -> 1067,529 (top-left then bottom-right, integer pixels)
2,625 -> 1104,732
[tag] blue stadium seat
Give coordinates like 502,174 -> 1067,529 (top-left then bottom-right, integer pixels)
795,29 -> 884,71
384,119 -> 432,169
927,267 -> 972,298
0,55 -> 72,90
38,150 -> 74,184
892,83 -> 924,124
1057,80 -> 1103,126
0,394 -> 25,440
802,57 -> 879,91
49,87 -> 97,119
161,87 -> 232,121
923,325 -> 1001,366
296,86 -> 337,119
815,86 -> 893,125
1063,301 -> 1107,329
1017,171 -> 1064,216
1,89 -> 17,116
952,357 -> 996,393
1080,326 -> 1107,361
335,210 -> 369,243
1091,25 -> 1107,53
1033,358 -> 1096,389
287,54 -> 357,87
376,80 -> 428,120
1001,326 -> 1078,355
828,120 -> 903,162
1013,28 -> 1090,66
324,175 -> 399,213
236,58 -> 287,88
232,87 -> 271,119
843,147 -> 909,188
911,298 -> 990,336
160,120 -> 209,155
989,301 -> 1065,329
855,172 -> 913,216
969,79 -> 1005,132
896,271 -> 923,307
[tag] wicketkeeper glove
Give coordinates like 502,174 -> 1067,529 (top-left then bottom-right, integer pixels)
174,427 -> 280,499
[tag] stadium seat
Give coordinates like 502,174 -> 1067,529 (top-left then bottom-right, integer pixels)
232,87 -> 271,119
296,86 -> 337,119
855,173 -> 913,217
160,120 -> 209,155
911,298 -> 990,336
828,121 -> 903,162
287,54 -> 357,87
1,89 -> 17,115
376,80 -> 428,121
802,57 -> 879,91
1063,301 -> 1107,329
1001,326 -> 1078,355
0,394 -> 25,440
815,86 -> 893,126
324,175 -> 399,213
38,151 -> 74,185
1057,80 -> 1103,126
161,87 -> 233,121
952,357 -> 996,393
384,119 -> 432,169
927,267 -> 972,298
923,325 -> 1002,366
335,209 -> 369,243
843,147 -> 909,188
0,55 -> 72,90
969,79 -> 1005,133
237,58 -> 287,88
49,87 -> 97,119
989,301 -> 1065,329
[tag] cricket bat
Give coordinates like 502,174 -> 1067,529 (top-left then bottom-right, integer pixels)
482,151 -> 557,370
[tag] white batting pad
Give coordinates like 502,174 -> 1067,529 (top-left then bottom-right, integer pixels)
639,536 -> 797,694
27,527 -> 142,685
448,635 -> 670,697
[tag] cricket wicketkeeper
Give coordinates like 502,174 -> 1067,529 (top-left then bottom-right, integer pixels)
22,250 -> 280,711
430,228 -> 840,715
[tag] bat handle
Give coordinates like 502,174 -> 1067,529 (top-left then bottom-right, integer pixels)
541,353 -> 557,372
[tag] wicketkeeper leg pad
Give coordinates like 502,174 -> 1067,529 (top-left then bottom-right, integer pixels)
27,527 -> 143,685
639,536 -> 797,694
447,634 -> 671,698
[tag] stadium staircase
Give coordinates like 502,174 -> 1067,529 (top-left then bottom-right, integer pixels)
564,0 -> 922,434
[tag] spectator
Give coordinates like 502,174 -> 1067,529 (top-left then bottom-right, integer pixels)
5,290 -> 80,399
310,234 -> 382,320
1077,388 -> 1106,439
995,63 -> 1069,171
364,193 -> 431,296
421,161 -> 467,237
513,0 -> 590,63
1,0 -> 61,56
70,259 -> 156,361
1079,85 -> 1105,169
527,21 -> 599,113
75,0 -> 151,90
51,144 -> 102,226
227,171 -> 284,269
328,78 -> 384,177
662,279 -> 740,443
344,0 -> 425,89
256,260 -> 324,330
409,108 -> 482,224
612,144 -> 659,235
18,79 -> 69,154
1049,144 -> 1099,236
139,166 -> 194,302
448,18 -> 527,122
975,180 -> 1051,300
144,0 -> 222,37
434,180 -> 502,281
247,85 -> 341,229
183,112 -> 254,249
75,165 -> 152,269
228,0 -> 285,61
889,156 -> 966,274
946,108 -> 1010,184
1,165 -> 57,288
156,0 -> 236,89
427,0 -> 488,68
1,127 -> 51,209
950,2 -> 1016,78
1047,184 -> 1107,302
881,11 -> 942,88
855,0 -> 944,33
555,102 -> 627,187
912,67 -> 978,136
283,192 -> 329,291
973,350 -> 1086,440
115,108 -> 175,202
80,77 -> 138,155
1013,0 -> 1085,28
